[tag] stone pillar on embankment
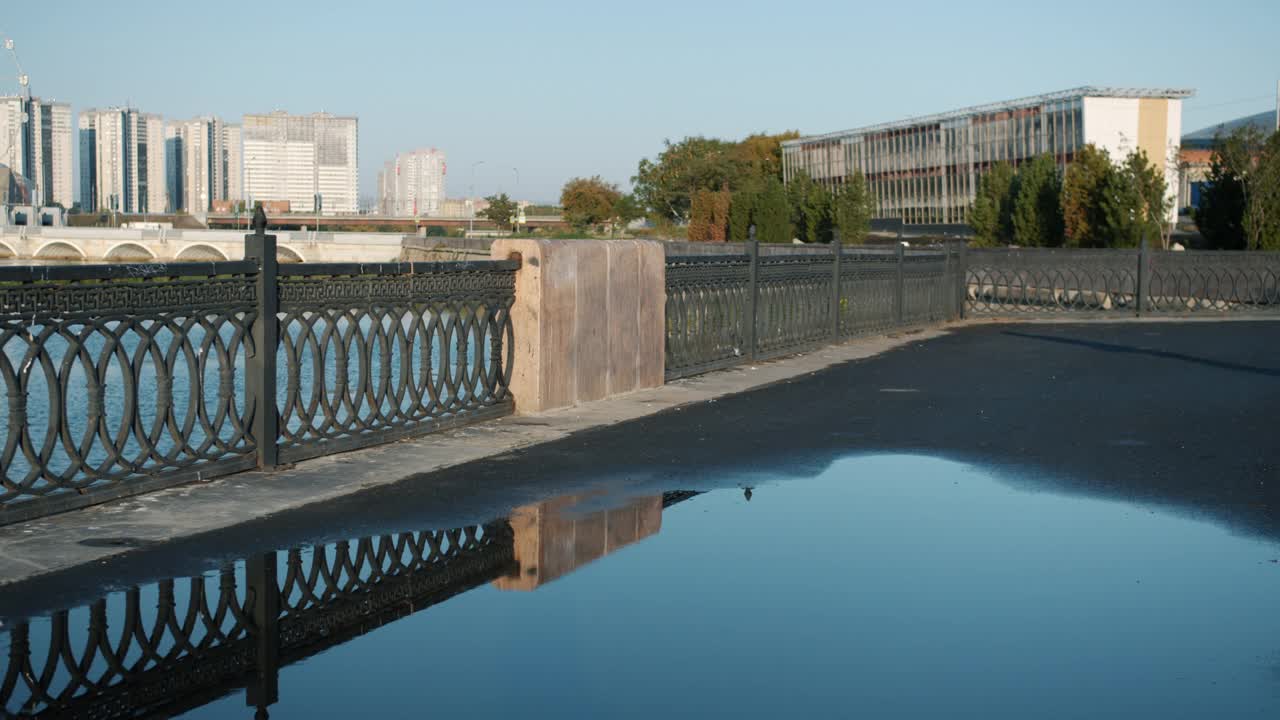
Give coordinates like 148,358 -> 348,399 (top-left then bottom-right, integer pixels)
490,238 -> 665,414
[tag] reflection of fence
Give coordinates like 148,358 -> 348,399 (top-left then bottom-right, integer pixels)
665,231 -> 963,380
2,490 -> 709,718
0,522 -> 514,719
0,230 -> 518,524
966,247 -> 1280,315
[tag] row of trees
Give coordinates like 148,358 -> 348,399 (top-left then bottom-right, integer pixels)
632,133 -> 799,224
630,133 -> 875,243
1196,126 -> 1280,250
696,173 -> 875,244
970,145 -> 1171,248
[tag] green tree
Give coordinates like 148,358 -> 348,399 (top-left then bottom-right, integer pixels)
970,162 -> 1017,246
788,171 -> 833,243
1253,131 -> 1280,249
754,177 -> 792,243
481,193 -> 518,229
1196,147 -> 1248,250
560,176 -> 622,230
633,137 -> 738,222
729,180 -> 762,243
1099,149 -> 1169,248
632,131 -> 801,223
1011,155 -> 1064,247
833,172 -> 875,243
612,193 -> 643,233
1198,126 -> 1280,250
1061,144 -> 1113,247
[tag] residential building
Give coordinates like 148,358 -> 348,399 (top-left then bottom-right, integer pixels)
78,107 -> 165,213
165,116 -> 244,212
242,111 -> 358,215
782,87 -> 1192,226
377,148 -> 447,216
0,96 -> 73,208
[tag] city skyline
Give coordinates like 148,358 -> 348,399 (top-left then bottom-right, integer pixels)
2,0 -> 1278,205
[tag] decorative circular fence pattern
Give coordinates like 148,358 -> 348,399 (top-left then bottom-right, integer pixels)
1147,251 -> 1280,312
965,248 -> 1140,314
0,244 -> 520,525
0,263 -> 261,521
965,247 -> 1280,316
275,264 -> 516,463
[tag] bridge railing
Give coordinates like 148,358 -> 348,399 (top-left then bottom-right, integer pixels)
0,227 -> 519,525
664,228 -> 963,380
965,246 -> 1280,315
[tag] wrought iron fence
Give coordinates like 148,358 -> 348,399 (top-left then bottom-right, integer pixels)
665,230 -> 963,380
1146,250 -> 1280,312
966,246 -> 1280,315
0,229 -> 518,525
0,522 -> 513,719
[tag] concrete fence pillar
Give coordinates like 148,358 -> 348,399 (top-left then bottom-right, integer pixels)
490,238 -> 666,414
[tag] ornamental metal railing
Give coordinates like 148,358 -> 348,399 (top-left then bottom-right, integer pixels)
0,223 -> 518,525
664,228 -> 963,380
0,522 -> 514,719
966,246 -> 1280,315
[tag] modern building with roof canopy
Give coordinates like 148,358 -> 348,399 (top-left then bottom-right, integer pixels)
782,87 -> 1193,226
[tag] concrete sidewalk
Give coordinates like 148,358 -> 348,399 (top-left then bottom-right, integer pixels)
0,325 -> 949,587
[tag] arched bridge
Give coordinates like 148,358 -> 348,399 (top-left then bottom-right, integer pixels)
0,227 -> 408,264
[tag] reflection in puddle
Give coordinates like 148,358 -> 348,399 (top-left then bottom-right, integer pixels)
497,494 -> 665,591
0,491 -> 696,719
3,455 -> 1280,719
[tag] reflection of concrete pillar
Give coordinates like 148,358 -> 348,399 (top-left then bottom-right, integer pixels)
496,495 -> 663,591
489,239 -> 665,413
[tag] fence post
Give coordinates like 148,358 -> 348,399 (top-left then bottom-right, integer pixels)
1136,235 -> 1150,317
746,225 -> 759,362
830,230 -> 843,339
245,551 -> 280,715
957,241 -> 968,320
894,242 -> 905,325
244,208 -> 279,469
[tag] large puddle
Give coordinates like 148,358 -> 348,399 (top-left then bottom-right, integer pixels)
4,455 -> 1279,718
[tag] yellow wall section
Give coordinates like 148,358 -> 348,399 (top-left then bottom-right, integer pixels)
1137,98 -> 1169,167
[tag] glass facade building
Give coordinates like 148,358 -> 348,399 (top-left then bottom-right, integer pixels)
782,87 -> 1193,226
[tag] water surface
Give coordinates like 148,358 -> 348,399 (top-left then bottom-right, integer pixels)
4,454 -> 1278,718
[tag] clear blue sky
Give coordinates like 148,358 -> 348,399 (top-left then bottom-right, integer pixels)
7,0 -> 1278,204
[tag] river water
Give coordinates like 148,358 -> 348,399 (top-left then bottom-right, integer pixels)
4,454 -> 1277,718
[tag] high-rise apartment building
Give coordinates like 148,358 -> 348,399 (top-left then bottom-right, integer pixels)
242,111 -> 358,215
78,107 -> 165,213
0,95 -> 73,208
165,117 -> 244,212
377,148 -> 447,216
